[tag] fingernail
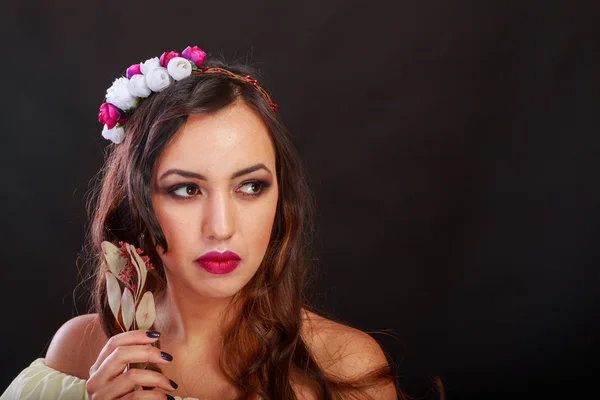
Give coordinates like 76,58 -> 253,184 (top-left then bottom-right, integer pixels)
161,351 -> 173,361
146,330 -> 161,338
166,395 -> 175,400
169,379 -> 178,389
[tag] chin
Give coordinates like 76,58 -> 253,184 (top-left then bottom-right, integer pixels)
191,276 -> 252,300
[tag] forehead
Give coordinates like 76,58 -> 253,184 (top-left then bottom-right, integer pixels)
154,101 -> 275,177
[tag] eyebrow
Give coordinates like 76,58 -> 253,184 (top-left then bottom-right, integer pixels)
159,163 -> 272,181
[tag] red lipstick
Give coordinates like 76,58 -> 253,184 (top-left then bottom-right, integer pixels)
196,251 -> 241,274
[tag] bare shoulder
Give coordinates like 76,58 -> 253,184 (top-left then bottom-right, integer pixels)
301,310 -> 397,398
44,313 -> 109,379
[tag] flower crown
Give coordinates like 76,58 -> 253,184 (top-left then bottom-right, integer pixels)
98,45 -> 278,144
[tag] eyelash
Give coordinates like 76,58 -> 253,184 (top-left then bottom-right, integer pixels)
167,180 -> 271,200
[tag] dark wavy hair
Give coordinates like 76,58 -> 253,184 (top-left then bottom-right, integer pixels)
81,55 -> 402,399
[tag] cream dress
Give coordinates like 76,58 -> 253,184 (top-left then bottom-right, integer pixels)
1,358 -> 196,400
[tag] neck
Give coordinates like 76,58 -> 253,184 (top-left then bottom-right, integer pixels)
153,277 -> 235,348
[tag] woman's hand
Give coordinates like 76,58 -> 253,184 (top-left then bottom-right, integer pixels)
86,330 -> 177,399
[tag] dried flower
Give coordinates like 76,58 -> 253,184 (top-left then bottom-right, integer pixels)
102,241 -> 156,332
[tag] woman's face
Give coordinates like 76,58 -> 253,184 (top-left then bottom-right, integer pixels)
150,101 -> 278,299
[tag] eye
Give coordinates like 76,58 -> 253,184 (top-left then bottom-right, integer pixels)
169,184 -> 200,198
238,180 -> 269,197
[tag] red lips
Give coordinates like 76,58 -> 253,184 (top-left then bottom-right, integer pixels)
196,251 -> 241,274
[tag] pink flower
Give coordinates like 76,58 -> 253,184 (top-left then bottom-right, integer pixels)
141,255 -> 155,270
126,64 -> 141,79
117,114 -> 128,126
118,241 -> 128,257
98,103 -> 121,129
159,51 -> 180,67
181,46 -> 206,66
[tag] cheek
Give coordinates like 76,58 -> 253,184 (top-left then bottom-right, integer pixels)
151,196 -> 197,256
241,197 -> 278,254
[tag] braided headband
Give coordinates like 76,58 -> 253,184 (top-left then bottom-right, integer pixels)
98,45 -> 278,144
195,67 -> 278,113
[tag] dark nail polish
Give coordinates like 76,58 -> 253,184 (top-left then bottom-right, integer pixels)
166,395 -> 175,400
169,379 -> 178,389
146,330 -> 161,338
161,351 -> 173,361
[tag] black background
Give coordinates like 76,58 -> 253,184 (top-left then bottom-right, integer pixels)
1,1 -> 599,399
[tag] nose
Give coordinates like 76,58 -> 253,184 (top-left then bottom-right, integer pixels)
202,190 -> 236,242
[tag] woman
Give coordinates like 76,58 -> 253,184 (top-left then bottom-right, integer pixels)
1,46 -> 399,399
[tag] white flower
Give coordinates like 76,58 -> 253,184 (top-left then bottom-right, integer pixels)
140,57 -> 160,75
145,67 -> 172,92
102,124 -> 126,144
167,57 -> 192,81
105,77 -> 137,111
128,74 -> 151,98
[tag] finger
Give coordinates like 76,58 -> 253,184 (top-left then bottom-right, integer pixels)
96,368 -> 177,399
91,344 -> 174,387
118,388 -> 176,400
90,330 -> 162,375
